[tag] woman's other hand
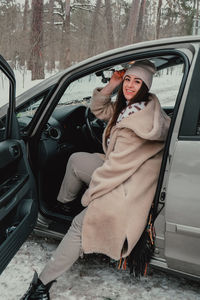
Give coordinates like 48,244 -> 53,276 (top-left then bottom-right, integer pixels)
101,69 -> 126,96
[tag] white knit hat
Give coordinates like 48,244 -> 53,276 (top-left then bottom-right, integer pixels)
123,60 -> 156,90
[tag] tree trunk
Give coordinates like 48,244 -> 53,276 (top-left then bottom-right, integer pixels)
195,0 -> 200,35
87,0 -> 101,57
23,0 -> 29,32
124,0 -> 141,45
21,0 -> 29,66
30,0 -> 44,80
136,0 -> 146,42
155,0 -> 162,39
47,0 -> 55,71
105,0 -> 114,50
60,0 -> 71,69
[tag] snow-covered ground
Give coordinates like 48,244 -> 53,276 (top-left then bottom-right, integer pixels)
0,233 -> 200,300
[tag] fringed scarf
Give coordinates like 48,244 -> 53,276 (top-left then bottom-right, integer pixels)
118,205 -> 155,277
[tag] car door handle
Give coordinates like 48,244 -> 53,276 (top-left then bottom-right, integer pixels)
9,144 -> 20,158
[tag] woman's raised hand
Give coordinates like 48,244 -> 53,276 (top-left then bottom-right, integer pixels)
101,69 -> 126,96
109,70 -> 126,87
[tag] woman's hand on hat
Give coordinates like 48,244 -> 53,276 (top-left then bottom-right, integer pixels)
109,70 -> 126,87
100,69 -> 126,96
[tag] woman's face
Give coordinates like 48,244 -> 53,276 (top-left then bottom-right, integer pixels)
122,74 -> 143,102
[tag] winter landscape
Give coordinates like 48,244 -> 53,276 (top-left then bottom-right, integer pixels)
1,0 -> 200,299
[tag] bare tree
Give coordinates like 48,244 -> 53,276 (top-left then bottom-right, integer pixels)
47,0 -> 55,71
136,0 -> 147,42
88,0 -> 101,57
20,0 -> 29,66
146,0 -> 158,40
156,0 -> 162,39
105,0 -> 115,49
59,0 -> 71,69
30,0 -> 44,80
195,0 -> 200,34
124,0 -> 141,45
23,0 -> 29,32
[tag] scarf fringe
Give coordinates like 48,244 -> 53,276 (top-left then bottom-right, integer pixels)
117,209 -> 155,277
118,257 -> 127,270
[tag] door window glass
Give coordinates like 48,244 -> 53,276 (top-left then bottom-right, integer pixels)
0,70 -> 10,141
151,64 -> 184,108
58,73 -> 109,107
0,70 -> 9,108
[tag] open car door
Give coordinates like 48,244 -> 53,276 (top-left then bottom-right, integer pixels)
0,55 -> 38,274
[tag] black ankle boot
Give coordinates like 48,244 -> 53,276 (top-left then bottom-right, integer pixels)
20,271 -> 55,300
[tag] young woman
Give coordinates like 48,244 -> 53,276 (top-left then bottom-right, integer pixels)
21,60 -> 171,299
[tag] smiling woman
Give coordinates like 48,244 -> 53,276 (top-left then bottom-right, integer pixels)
19,59 -> 172,299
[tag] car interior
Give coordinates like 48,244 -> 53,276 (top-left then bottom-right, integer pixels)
0,53 -> 187,237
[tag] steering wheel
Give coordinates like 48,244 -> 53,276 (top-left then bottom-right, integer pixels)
84,107 -> 107,145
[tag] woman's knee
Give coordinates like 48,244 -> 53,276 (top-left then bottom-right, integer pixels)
66,152 -> 85,178
66,152 -> 103,185
68,152 -> 83,169
71,209 -> 86,232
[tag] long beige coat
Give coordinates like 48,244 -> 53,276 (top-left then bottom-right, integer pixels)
81,88 -> 170,260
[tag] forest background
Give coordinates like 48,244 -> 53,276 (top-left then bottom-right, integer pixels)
0,0 -> 200,80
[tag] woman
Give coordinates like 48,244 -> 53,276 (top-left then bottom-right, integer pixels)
21,60 -> 170,299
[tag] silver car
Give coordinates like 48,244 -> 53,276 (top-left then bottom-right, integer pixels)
0,36 -> 199,281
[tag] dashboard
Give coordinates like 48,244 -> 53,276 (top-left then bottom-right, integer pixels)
38,105 -> 88,166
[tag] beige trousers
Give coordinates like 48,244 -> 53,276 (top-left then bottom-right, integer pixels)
57,152 -> 104,203
39,152 -> 104,284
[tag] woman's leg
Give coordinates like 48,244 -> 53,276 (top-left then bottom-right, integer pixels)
57,152 -> 104,203
39,208 -> 86,285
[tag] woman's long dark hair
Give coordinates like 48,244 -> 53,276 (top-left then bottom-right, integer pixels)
105,81 -> 149,141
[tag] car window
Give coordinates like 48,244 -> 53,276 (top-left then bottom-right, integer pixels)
151,64 -> 184,108
0,70 -> 10,141
57,60 -> 184,111
58,72 -> 112,106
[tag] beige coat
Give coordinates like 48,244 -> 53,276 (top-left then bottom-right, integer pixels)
81,88 -> 170,260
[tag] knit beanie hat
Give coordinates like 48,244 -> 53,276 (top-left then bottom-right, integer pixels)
123,60 -> 156,90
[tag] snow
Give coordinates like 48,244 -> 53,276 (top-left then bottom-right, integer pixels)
0,234 -> 200,300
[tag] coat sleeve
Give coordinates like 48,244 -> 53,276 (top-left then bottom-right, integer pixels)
81,130 -> 163,207
90,88 -> 115,121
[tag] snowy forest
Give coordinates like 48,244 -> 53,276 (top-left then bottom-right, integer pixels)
0,0 -> 200,80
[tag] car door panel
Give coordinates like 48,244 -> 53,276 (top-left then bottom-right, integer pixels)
165,141 -> 200,277
0,199 -> 37,273
164,46 -> 200,277
0,140 -> 28,207
0,55 -> 38,275
0,138 -> 38,274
